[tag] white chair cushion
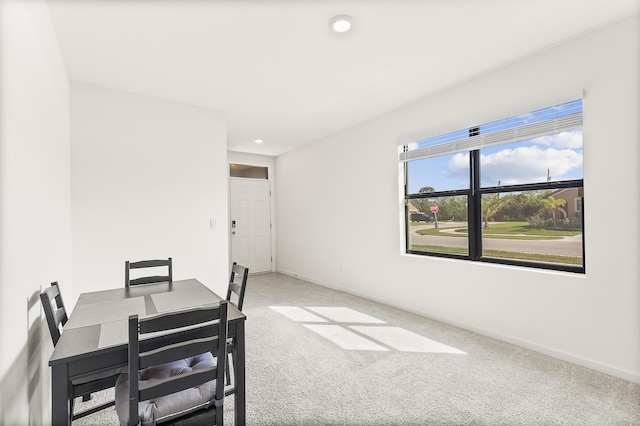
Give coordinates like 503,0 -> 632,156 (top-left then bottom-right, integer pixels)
115,353 -> 217,426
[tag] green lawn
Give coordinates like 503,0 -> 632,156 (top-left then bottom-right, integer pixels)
410,221 -> 582,265
413,221 -> 580,240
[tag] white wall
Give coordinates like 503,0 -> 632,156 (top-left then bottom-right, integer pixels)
0,0 -> 71,423
276,15 -> 640,383
71,82 -> 230,300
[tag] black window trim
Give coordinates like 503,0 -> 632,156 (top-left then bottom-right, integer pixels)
404,149 -> 585,274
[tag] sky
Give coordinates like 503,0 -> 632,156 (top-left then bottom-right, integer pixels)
406,100 -> 583,193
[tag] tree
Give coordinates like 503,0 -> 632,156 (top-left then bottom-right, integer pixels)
411,187 -> 436,217
440,196 -> 467,221
497,191 -> 546,221
542,195 -> 567,228
482,194 -> 504,228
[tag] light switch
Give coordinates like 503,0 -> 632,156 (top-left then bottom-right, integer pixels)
209,218 -> 217,229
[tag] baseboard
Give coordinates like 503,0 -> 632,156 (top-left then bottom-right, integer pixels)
276,268 -> 640,385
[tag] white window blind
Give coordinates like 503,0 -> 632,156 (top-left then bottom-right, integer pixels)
399,99 -> 582,162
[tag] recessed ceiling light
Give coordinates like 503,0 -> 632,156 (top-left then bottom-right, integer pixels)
253,139 -> 263,144
330,14 -> 353,33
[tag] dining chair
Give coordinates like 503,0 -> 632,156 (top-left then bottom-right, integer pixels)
224,262 -> 249,394
115,302 -> 229,426
125,257 -> 172,287
40,282 -> 120,422
226,262 -> 249,311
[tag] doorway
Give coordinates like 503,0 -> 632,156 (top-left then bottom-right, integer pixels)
229,164 -> 272,273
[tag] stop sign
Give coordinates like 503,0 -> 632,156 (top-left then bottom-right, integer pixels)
430,203 -> 439,213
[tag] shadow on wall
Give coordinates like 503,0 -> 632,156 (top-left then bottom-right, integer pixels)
0,290 -> 48,425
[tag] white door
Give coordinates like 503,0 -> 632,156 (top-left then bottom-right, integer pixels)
230,178 -> 272,273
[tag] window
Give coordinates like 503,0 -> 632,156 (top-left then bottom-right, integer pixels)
229,163 -> 268,179
401,99 -> 584,273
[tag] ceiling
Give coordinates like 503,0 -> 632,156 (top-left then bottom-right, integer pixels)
47,0 -> 640,157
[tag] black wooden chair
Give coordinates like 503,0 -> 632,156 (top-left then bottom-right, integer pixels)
224,262 -> 249,394
115,302 -> 229,426
40,282 -> 119,422
125,257 -> 172,287
226,262 -> 249,311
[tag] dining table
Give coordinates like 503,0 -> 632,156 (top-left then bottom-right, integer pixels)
48,278 -> 246,426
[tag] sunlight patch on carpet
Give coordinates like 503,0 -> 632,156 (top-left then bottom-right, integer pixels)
269,306 -> 327,322
270,305 -> 466,353
306,307 -> 387,324
350,326 -> 466,354
303,325 -> 388,351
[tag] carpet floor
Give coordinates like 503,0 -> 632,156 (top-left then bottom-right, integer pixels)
74,272 -> 640,425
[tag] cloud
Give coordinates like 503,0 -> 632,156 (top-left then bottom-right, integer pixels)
530,129 -> 583,149
405,141 -> 419,151
447,152 -> 470,180
446,145 -> 583,186
477,145 -> 583,185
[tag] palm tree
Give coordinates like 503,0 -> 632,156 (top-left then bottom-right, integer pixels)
542,195 -> 567,228
482,194 -> 503,228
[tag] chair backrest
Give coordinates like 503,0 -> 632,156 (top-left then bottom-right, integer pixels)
126,302 -> 228,426
226,262 -> 249,311
125,258 -> 172,287
40,282 -> 68,346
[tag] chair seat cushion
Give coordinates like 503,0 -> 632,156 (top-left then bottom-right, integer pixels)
115,353 -> 218,426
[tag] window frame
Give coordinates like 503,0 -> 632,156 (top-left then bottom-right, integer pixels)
402,102 -> 585,274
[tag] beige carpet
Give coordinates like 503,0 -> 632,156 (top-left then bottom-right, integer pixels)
74,272 -> 640,425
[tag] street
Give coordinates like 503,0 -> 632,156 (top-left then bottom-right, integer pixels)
410,222 -> 582,257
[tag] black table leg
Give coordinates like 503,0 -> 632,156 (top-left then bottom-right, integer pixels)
51,362 -> 71,426
235,321 -> 246,426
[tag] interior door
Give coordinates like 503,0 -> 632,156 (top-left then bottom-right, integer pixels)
230,178 -> 272,273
